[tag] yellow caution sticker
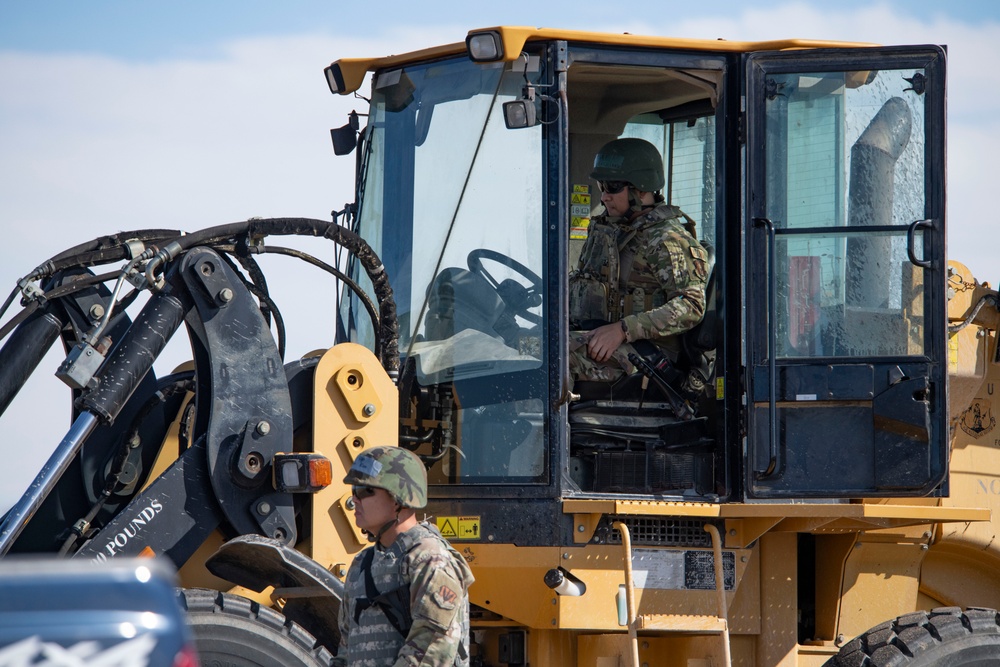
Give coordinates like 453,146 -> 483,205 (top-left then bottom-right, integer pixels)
571,193 -> 591,206
437,515 -> 481,540
716,377 -> 725,400
573,184 -> 590,193
948,333 -> 959,372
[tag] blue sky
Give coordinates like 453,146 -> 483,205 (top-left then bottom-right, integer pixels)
2,1 -> 997,58
0,1 -> 998,510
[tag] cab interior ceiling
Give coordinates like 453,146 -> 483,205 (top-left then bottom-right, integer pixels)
566,64 -> 721,136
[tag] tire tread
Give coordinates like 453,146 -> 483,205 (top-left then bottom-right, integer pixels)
827,607 -> 1000,667
178,588 -> 335,666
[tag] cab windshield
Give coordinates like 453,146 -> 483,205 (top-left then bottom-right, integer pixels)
340,55 -> 549,485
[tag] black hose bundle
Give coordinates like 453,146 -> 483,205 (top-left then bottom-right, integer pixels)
1,218 -> 398,377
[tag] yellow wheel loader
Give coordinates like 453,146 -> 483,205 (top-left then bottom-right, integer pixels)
2,26 -> 999,666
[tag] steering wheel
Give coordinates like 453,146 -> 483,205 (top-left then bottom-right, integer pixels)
467,248 -> 543,325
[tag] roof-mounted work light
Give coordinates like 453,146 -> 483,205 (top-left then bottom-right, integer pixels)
324,63 -> 346,94
466,31 -> 504,62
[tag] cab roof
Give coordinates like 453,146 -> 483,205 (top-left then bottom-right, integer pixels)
327,25 -> 877,95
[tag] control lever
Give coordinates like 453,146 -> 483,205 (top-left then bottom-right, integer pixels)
627,353 -> 695,421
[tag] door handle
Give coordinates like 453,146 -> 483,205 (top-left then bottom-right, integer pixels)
752,217 -> 780,478
907,219 -> 933,269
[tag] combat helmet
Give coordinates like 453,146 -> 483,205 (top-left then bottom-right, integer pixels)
590,138 -> 665,193
343,446 -> 427,509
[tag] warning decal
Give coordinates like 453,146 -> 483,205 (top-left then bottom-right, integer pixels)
570,184 -> 592,240
437,517 -> 458,538
436,516 -> 481,540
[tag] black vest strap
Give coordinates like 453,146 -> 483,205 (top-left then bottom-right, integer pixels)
352,545 -> 414,637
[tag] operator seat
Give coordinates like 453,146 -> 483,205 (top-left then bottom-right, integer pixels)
567,243 -> 717,496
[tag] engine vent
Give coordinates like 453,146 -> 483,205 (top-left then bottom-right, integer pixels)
592,450 -> 713,494
598,516 -> 713,548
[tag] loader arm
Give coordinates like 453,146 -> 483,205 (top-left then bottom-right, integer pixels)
0,219 -> 396,562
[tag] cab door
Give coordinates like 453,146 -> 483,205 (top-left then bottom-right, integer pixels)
745,46 -> 947,497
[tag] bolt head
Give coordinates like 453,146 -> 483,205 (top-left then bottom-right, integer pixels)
245,453 -> 263,473
218,287 -> 234,303
256,420 -> 271,436
363,403 -> 376,417
257,501 -> 272,515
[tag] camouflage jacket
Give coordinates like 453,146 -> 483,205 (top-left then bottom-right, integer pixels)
569,203 -> 709,348
337,522 -> 475,667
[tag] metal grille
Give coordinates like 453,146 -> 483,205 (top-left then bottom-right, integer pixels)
602,516 -> 712,548
594,451 -> 696,493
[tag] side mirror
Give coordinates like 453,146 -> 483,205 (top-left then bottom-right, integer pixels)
331,111 -> 360,156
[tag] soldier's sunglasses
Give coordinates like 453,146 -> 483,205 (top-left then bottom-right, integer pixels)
597,180 -> 628,194
351,485 -> 378,499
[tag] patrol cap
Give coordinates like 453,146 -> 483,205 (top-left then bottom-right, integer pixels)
343,446 -> 427,509
590,138 -> 666,193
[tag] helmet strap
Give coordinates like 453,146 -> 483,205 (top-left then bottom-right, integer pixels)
372,516 -> 400,545
627,188 -> 656,219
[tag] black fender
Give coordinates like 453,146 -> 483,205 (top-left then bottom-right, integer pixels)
205,534 -> 344,652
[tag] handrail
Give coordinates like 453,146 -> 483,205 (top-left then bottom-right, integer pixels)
613,521 -> 640,667
704,524 -> 733,667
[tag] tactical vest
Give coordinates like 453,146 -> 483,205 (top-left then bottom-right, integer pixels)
344,522 -> 472,667
569,204 -> 695,332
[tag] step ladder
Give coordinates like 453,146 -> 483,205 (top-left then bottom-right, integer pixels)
614,521 -> 732,667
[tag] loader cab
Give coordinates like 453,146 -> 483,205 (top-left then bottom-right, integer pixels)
332,30 -> 947,527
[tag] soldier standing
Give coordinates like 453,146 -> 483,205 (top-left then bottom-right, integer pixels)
336,446 -> 474,666
569,138 -> 709,387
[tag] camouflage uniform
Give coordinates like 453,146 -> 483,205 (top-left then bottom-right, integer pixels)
569,202 -> 709,383
337,522 -> 474,666
336,447 -> 474,666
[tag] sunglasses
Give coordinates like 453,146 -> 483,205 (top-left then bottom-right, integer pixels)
351,485 -> 378,499
597,180 -> 629,194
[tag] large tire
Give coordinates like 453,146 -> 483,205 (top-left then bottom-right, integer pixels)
179,588 -> 335,667
827,607 -> 1000,666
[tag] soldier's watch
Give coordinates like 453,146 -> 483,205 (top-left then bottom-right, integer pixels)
619,319 -> 628,340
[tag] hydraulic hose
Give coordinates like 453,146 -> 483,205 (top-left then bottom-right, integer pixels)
162,217 -> 398,376
11,217 -> 399,378
249,218 -> 397,378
